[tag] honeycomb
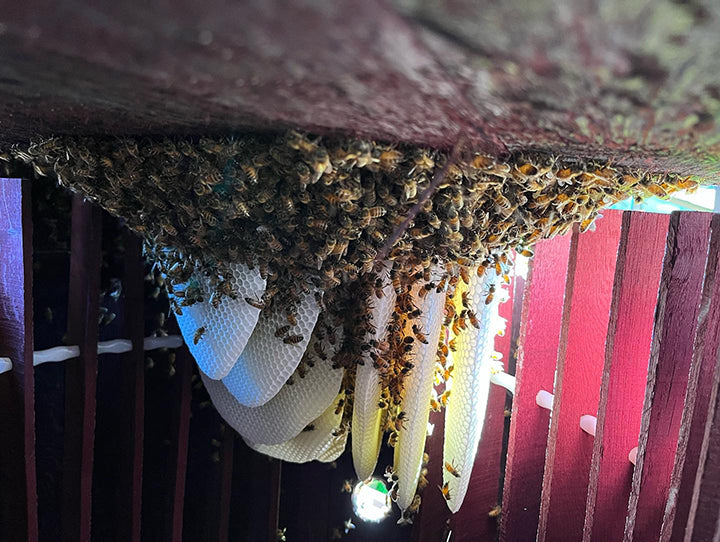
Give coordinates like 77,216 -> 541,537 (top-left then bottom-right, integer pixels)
173,262 -> 265,379
200,325 -> 343,445
393,272 -> 446,512
245,393 -> 346,463
442,268 -> 502,513
351,271 -> 397,481
221,289 -> 321,407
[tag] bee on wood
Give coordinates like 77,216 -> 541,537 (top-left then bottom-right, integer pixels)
387,431 -> 398,448
439,482 -> 452,501
193,326 -> 206,345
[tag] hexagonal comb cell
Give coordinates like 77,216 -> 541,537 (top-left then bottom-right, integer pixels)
244,393 -> 346,463
222,289 -> 321,407
442,269 -> 501,513
201,324 -> 344,445
173,262 -> 266,379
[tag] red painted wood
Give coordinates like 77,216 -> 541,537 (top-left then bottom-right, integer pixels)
500,232 -> 573,542
684,338 -> 720,541
412,408 -> 451,542
116,232 -> 145,542
0,178 -> 38,542
538,211 -> 623,542
663,215 -> 720,541
624,212 -> 713,542
166,328 -> 193,542
583,212 -> 670,542
61,195 -> 102,542
452,264 -> 515,541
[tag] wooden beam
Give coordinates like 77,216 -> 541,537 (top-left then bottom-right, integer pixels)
452,263 -> 516,540
0,178 -> 38,542
624,212 -> 713,541
663,215 -> 720,541
165,327 -> 193,542
115,231 -> 145,542
500,233 -> 573,542
583,212 -> 670,541
538,211 -> 623,541
61,195 -> 103,542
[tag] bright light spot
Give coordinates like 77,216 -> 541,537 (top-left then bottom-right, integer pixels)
514,254 -> 530,279
426,422 -> 435,436
352,479 -> 391,523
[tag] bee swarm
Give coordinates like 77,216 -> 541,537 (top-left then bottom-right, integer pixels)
1,130 -> 695,399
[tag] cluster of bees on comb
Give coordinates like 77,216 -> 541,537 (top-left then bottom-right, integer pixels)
1,132 -> 698,497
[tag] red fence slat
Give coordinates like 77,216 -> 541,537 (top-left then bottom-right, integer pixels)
684,336 -> 720,541
0,178 -> 38,542
452,265 -> 515,540
500,233 -> 573,542
663,214 -> 720,541
624,212 -> 713,541
538,211 -> 623,541
166,334 -> 193,542
61,195 -> 103,542
583,211 -> 670,541
116,232 -> 145,542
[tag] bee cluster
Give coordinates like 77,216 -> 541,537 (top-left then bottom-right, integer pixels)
2,130 -> 695,415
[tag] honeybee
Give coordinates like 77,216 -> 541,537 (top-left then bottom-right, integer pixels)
485,284 -> 496,305
467,309 -> 480,329
445,460 -> 460,478
439,390 -> 451,407
275,325 -> 291,338
412,324 -> 428,344
244,296 -> 265,310
283,334 -> 304,345
193,326 -> 206,345
286,309 -> 298,327
387,431 -> 398,447
341,480 -> 353,493
335,398 -> 345,415
439,482 -> 451,501
419,282 -> 435,299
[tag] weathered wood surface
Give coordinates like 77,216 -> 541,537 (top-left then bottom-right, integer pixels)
663,215 -> 720,541
1,0 -> 719,177
61,195 -> 102,542
0,178 -> 37,542
452,264 -> 515,541
500,233 -> 573,542
583,212 -> 670,542
625,212 -> 713,541
538,211 -> 623,542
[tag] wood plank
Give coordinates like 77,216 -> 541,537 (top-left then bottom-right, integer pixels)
452,263 -> 516,541
61,195 -> 103,542
116,231 -> 145,542
411,408 -> 451,542
683,332 -> 720,541
500,232 -> 573,542
165,327 -> 193,542
624,212 -> 713,541
583,211 -> 670,542
663,214 -> 720,541
538,211 -> 623,541
0,178 -> 38,542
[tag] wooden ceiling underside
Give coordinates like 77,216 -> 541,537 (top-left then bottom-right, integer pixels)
1,0 -> 719,178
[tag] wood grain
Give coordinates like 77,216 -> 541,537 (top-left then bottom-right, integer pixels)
61,195 -> 102,542
452,263 -> 515,541
500,233 -> 573,542
538,211 -> 623,542
0,178 -> 37,542
583,211 -> 670,542
116,232 -> 145,542
662,214 -> 720,541
624,212 -> 713,542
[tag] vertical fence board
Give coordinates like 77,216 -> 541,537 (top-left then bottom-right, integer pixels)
452,266 -> 515,541
538,212 -> 623,541
684,342 -> 720,541
500,233 -> 573,542
411,408 -> 451,542
583,212 -> 670,542
61,196 -> 102,542
166,335 -> 193,542
625,212 -> 713,541
663,215 -> 720,541
0,178 -> 38,542
117,232 -> 145,542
